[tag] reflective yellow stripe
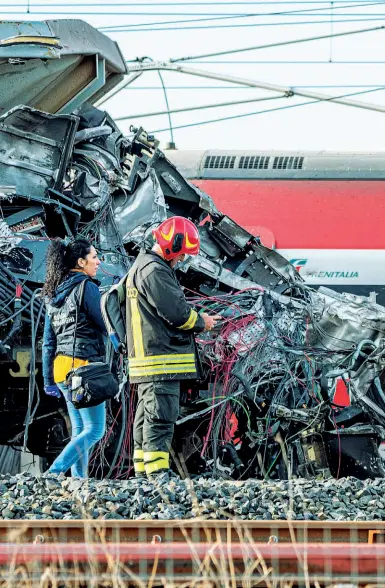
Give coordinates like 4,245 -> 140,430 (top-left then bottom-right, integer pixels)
144,451 -> 169,474
133,449 -> 144,460
0,36 -> 60,46
130,365 -> 196,377
127,277 -> 145,359
133,449 -> 145,473
177,309 -> 198,331
130,297 -> 145,359
129,354 -> 195,367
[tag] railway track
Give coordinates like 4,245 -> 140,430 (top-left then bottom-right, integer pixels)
0,518 -> 384,544
1,520 -> 385,586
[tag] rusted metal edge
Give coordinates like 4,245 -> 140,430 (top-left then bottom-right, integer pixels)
0,520 -> 384,530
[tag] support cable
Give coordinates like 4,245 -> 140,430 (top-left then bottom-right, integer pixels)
96,72 -> 143,107
169,24 -> 385,62
115,94 -> 282,121
158,71 -> 174,145
99,1 -> 385,31
146,86 -> 385,134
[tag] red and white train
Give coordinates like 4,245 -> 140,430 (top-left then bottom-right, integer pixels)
167,149 -> 385,305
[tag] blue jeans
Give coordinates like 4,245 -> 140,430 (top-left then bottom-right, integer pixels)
48,383 -> 106,478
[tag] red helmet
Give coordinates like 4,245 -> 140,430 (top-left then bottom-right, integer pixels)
153,216 -> 200,261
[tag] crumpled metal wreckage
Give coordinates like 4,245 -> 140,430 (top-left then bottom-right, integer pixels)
1,21 -> 385,480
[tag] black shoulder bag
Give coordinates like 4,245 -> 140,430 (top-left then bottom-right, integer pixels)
66,280 -> 119,409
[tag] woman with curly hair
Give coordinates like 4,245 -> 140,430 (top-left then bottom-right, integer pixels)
42,238 -> 107,477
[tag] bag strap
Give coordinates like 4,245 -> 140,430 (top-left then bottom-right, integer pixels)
71,279 -> 88,368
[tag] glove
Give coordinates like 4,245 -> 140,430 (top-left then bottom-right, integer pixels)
44,384 -> 61,398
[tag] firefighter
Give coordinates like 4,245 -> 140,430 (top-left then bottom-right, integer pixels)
126,216 -> 220,481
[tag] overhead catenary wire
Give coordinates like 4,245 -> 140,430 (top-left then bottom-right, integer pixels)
6,1 -> 385,4
99,1 -> 385,30
122,84 -> 385,89
127,60 -> 385,63
102,17 -> 385,32
158,70 -> 175,144
146,86 -> 385,134
115,94 -> 283,121
168,24 -> 385,62
96,71 -> 143,107
6,0 -> 385,6
10,8 -> 383,17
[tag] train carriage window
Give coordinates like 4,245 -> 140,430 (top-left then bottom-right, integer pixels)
204,155 -> 236,169
238,156 -> 270,169
273,156 -> 304,170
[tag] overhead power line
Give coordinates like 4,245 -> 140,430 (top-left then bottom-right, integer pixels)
99,1 -> 385,30
121,85 -> 385,89
6,8 -> 384,18
155,60 -> 385,63
5,1 -> 384,4
169,24 -> 385,62
145,86 -> 385,134
103,17 -> 385,32
96,71 -> 143,106
115,94 -> 282,121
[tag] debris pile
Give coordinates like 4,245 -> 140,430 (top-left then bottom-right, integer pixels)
1,20 -> 385,481
0,472 -> 384,521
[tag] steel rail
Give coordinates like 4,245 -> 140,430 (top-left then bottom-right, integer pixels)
1,520 -> 385,544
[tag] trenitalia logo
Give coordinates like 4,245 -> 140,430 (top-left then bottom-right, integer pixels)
290,258 -> 307,272
289,258 -> 359,279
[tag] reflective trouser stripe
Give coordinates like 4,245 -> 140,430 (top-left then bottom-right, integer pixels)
129,351 -> 196,377
144,451 -> 169,475
130,367 -> 196,377
133,449 -> 145,473
130,297 -> 145,358
129,353 -> 195,366
177,309 -> 198,330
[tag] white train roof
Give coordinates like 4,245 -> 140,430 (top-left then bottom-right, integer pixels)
165,150 -> 385,179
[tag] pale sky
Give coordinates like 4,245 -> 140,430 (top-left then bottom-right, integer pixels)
2,0 -> 385,151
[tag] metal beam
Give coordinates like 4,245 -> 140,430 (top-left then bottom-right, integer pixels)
126,61 -> 385,114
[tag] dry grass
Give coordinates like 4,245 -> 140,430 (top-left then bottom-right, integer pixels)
0,473 -> 382,587
0,515 -> 380,588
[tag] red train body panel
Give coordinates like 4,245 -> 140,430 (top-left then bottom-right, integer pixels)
193,179 -> 384,250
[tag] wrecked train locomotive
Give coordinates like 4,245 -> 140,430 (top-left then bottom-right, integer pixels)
1,20 -> 385,480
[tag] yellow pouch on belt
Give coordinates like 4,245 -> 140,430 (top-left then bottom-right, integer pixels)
54,355 -> 89,384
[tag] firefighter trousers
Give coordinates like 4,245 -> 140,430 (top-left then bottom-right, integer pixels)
133,380 -> 180,476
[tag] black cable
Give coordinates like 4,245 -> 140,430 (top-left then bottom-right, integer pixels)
106,379 -> 128,479
22,290 -> 43,451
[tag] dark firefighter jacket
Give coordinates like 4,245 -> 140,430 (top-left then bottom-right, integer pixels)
124,250 -> 205,383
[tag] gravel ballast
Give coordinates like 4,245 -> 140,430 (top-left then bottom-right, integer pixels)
0,472 -> 384,521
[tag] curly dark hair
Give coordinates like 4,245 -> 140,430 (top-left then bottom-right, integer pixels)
43,238 -> 92,298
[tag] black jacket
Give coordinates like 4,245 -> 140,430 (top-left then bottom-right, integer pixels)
42,271 -> 106,386
126,251 -> 205,383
